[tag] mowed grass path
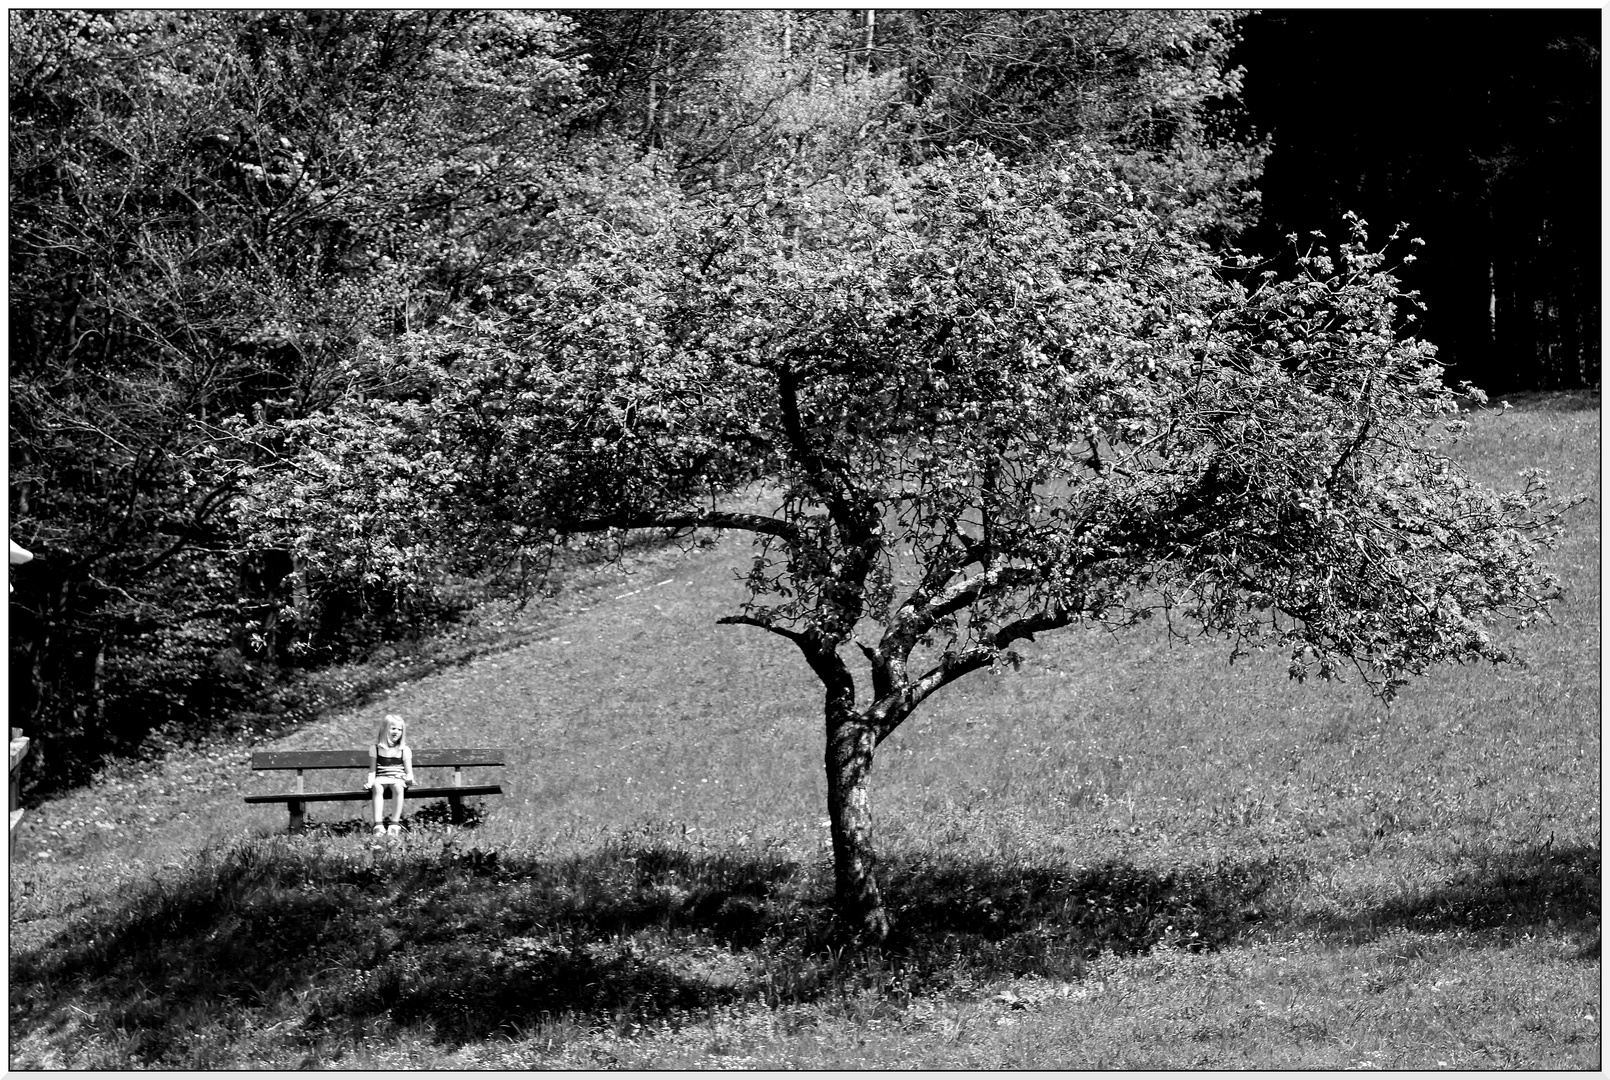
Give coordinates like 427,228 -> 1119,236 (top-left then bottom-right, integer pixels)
9,396 -> 1600,1068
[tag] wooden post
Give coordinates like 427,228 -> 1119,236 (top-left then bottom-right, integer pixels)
10,727 -> 30,854
290,767 -> 306,833
449,764 -> 464,822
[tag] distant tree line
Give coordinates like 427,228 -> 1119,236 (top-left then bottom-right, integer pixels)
7,9 -> 1590,800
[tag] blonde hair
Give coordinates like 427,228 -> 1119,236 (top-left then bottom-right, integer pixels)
375,714 -> 408,746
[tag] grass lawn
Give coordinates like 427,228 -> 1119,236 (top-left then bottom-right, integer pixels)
7,394 -> 1600,1069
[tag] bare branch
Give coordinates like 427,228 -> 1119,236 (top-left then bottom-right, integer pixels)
564,508 -> 801,546
716,612 -> 811,650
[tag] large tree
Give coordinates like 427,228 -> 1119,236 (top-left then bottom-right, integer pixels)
243,148 -> 1563,939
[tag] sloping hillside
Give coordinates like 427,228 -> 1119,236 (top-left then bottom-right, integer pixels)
9,398 -> 1599,1069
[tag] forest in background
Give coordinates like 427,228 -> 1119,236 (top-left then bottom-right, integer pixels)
1234,9 -> 1599,394
7,9 -> 1599,795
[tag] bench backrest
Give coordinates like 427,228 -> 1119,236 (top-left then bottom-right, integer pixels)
251,748 -> 506,771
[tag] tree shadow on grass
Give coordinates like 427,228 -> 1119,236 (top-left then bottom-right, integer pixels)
26,839 -> 1598,1060
15,838 -> 1598,1064
1301,842 -> 1600,953
9,840 -> 1295,1059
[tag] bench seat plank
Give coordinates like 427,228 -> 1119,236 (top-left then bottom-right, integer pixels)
252,748 -> 505,771
245,783 -> 503,805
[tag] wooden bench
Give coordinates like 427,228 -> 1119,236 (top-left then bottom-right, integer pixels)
244,747 -> 506,832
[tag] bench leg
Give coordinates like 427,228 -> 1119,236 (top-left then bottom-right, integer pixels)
288,799 -> 305,834
449,793 -> 463,824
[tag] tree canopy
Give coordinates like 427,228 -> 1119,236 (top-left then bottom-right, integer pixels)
242,148 -> 1563,937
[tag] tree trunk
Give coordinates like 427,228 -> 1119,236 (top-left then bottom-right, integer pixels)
824,702 -> 890,942
644,33 -> 663,152
1487,258 -> 1497,351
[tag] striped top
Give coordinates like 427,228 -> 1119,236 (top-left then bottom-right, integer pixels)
375,744 -> 408,780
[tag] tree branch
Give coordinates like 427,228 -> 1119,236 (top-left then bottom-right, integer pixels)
883,560 -> 1043,658
776,357 -> 856,519
991,604 -> 1080,650
563,508 -> 800,546
717,612 -> 810,649
858,640 -> 894,702
719,612 -> 851,696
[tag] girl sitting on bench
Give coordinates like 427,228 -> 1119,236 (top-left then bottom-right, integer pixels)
364,714 -> 415,836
